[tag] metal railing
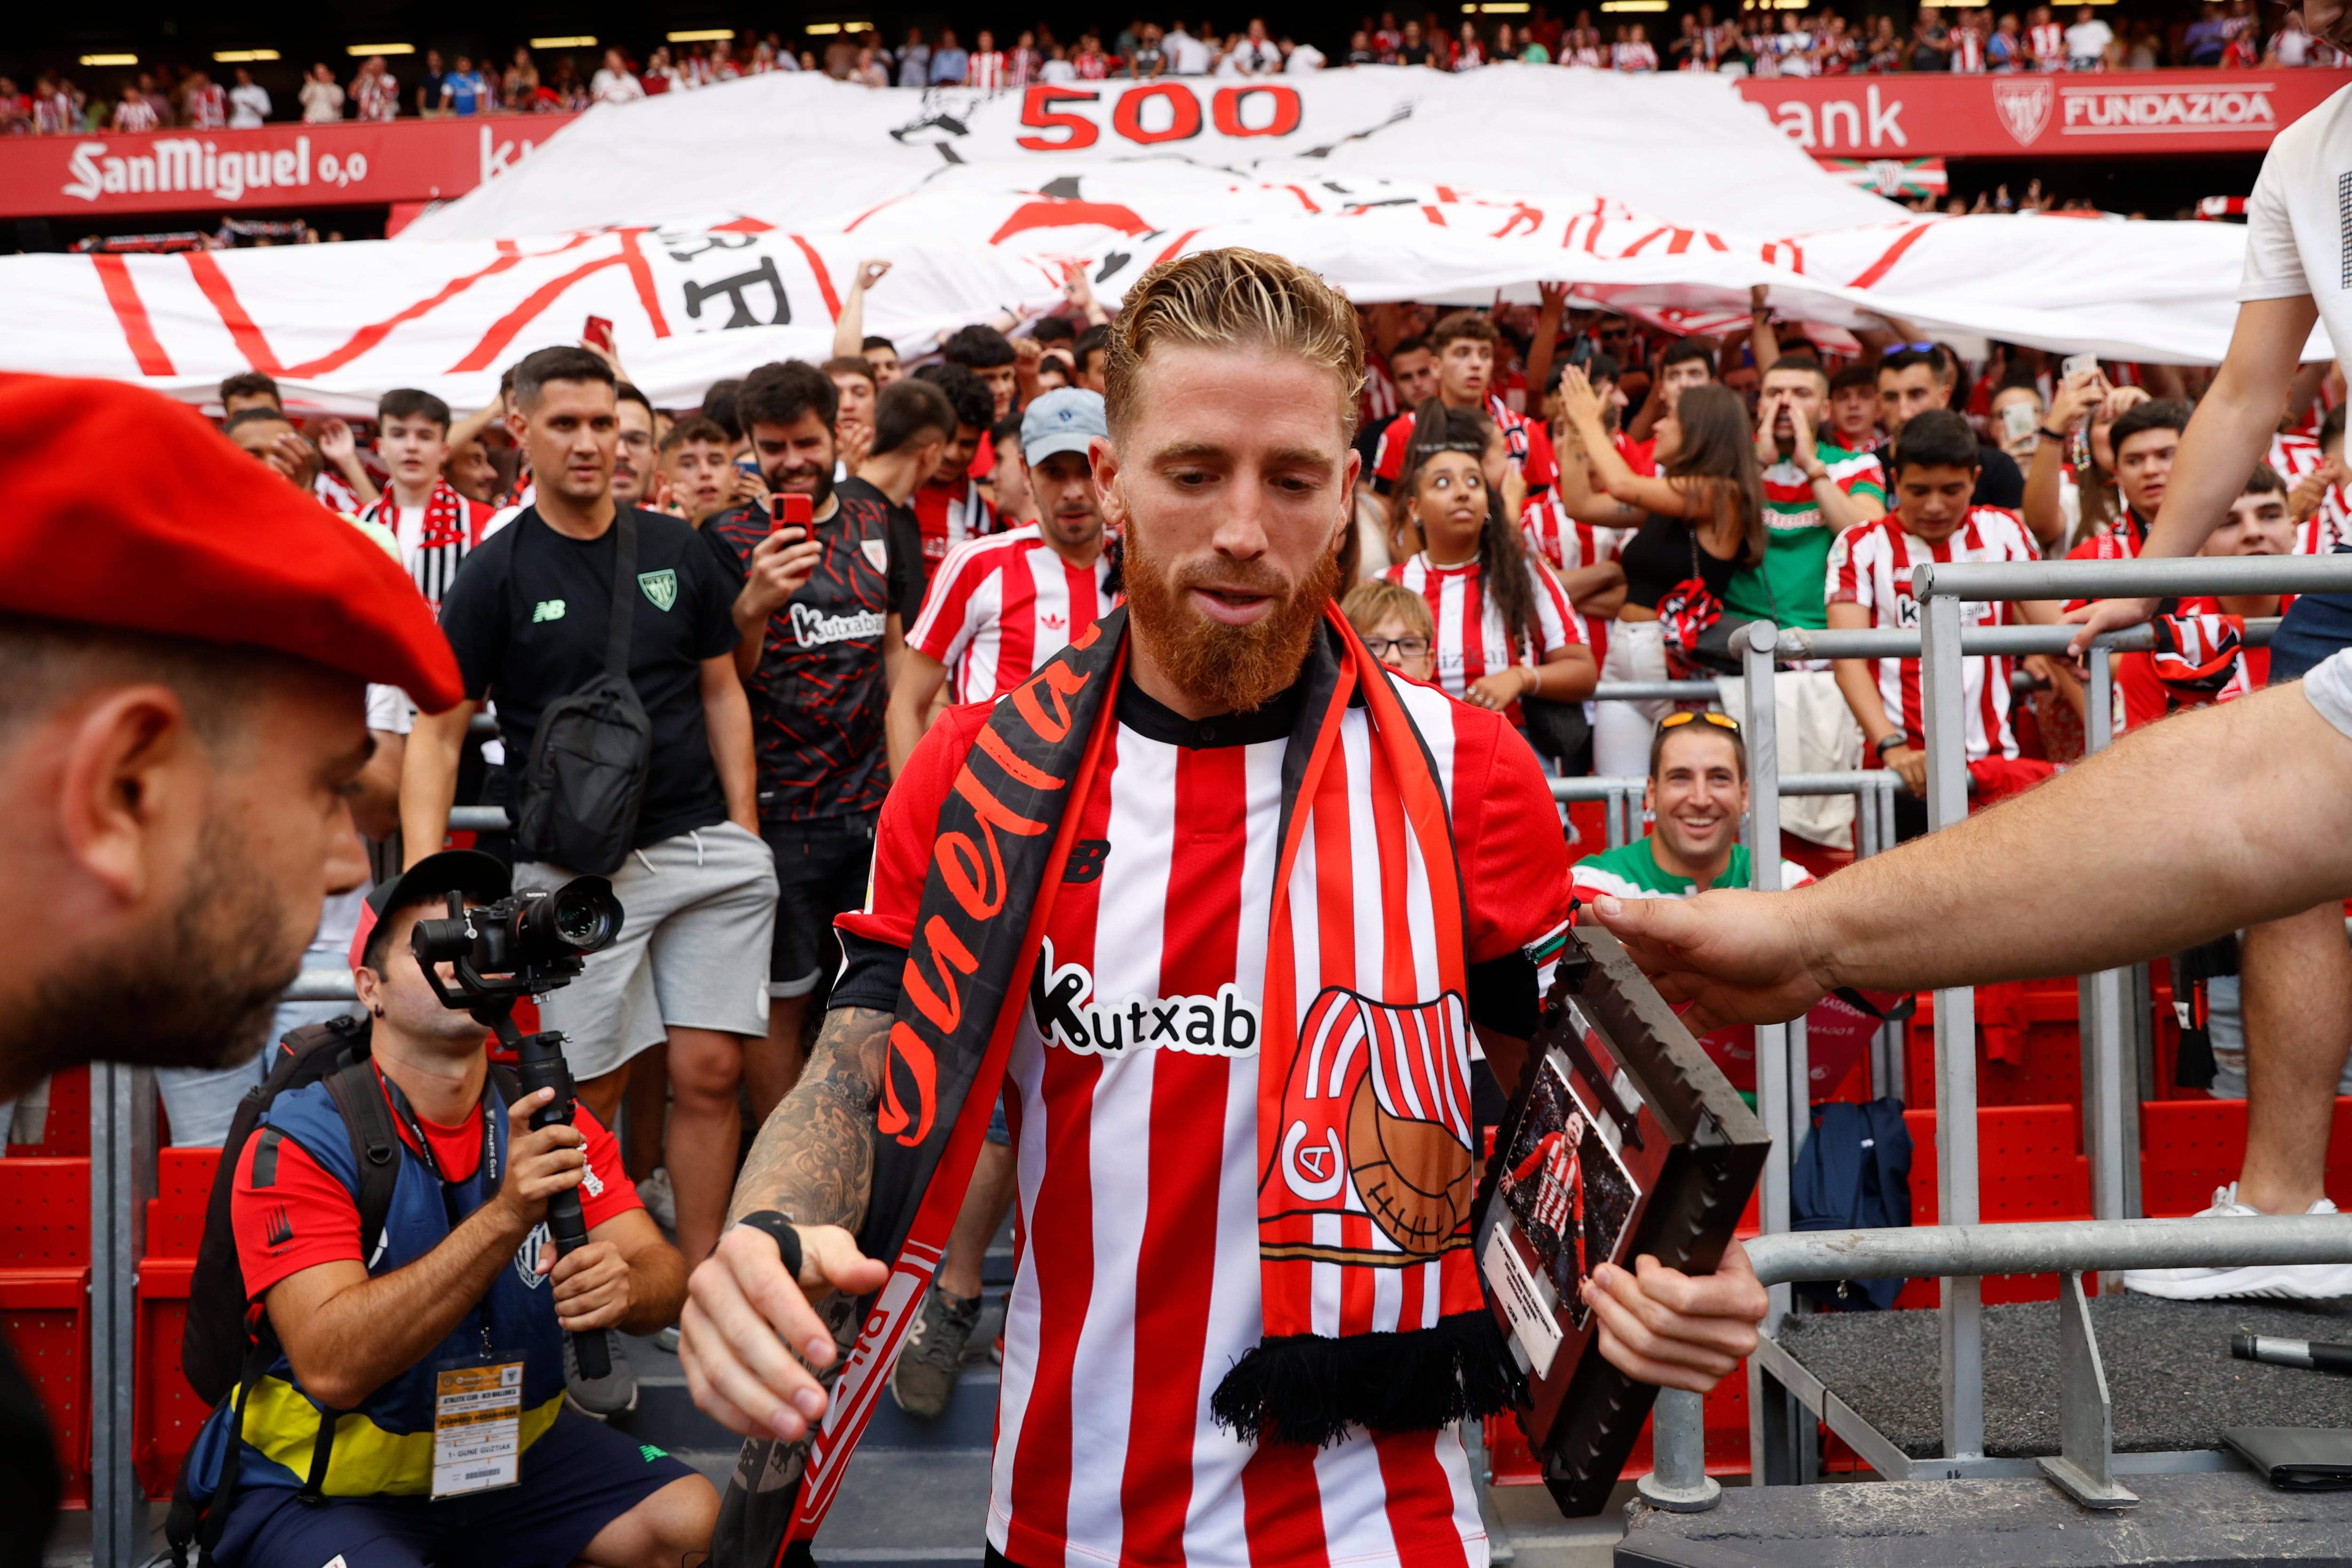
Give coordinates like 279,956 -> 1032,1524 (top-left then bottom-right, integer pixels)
1636,554 -> 2342,1516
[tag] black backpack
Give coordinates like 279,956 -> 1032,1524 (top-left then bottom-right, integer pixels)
513,507 -> 654,875
1790,1097 -> 1914,1311
167,1015 -> 403,1564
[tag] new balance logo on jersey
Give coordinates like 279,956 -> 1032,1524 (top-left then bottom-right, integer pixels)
788,603 -> 887,647
1027,938 -> 1260,1057
532,599 -> 566,623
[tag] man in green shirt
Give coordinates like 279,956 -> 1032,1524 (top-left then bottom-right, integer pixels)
1728,354 -> 1887,633
1573,710 -> 1818,1097
1573,712 -> 1816,903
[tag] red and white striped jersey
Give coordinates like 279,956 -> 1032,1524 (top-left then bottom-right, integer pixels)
841,678 -> 1571,1568
1386,550 -> 1586,724
1375,405 -> 1559,496
1519,496 -> 1627,664
2271,432 -> 2348,554
2029,21 -> 2066,66
911,475 -> 999,581
1826,509 -> 2040,759
1950,27 -> 1985,71
908,526 -> 1117,703
967,49 -> 1009,88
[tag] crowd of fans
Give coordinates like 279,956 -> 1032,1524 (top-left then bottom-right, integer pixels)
0,0 -> 2331,137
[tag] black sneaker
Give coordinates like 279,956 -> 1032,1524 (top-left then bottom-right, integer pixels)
564,1329 -> 638,1429
890,1288 -> 980,1419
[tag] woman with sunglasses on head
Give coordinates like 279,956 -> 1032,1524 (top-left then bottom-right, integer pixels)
1553,371 -> 1766,778
1381,399 -> 1598,734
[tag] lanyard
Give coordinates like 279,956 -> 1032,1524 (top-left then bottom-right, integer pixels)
376,1065 -> 500,1193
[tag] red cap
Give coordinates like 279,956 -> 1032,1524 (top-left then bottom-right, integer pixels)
0,373 -> 463,710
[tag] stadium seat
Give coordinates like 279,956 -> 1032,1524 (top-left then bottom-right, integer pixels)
136,1147 -> 220,1497
0,1156 -> 93,1507
2139,1096 -> 2352,1217
1897,1105 -> 2092,1306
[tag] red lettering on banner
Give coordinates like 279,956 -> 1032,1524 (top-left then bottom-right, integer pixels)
1210,85 -> 1301,138
1113,83 -> 1203,144
1018,85 -> 1103,151
903,916 -> 980,1033
878,1021 -> 938,1145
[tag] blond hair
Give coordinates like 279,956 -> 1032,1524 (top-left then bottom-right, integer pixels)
1104,247 -> 1367,444
1339,579 -> 1434,641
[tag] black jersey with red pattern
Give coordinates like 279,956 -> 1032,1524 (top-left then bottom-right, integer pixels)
702,492 -> 913,822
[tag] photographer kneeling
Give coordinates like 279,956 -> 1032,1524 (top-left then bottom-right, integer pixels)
206,851 -> 713,1567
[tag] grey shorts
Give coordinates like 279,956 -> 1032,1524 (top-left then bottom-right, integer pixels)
515,821 -> 779,1080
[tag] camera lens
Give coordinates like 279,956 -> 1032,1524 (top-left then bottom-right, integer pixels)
550,885 -> 612,949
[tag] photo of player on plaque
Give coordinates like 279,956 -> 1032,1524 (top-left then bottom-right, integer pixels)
1496,1054 -> 1642,1329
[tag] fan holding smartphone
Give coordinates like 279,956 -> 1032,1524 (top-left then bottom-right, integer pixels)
699,363 -> 920,1112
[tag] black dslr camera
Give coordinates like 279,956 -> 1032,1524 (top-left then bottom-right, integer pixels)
413,879 -> 625,1378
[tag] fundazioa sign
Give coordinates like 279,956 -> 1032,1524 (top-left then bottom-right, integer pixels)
1735,67 -> 2351,160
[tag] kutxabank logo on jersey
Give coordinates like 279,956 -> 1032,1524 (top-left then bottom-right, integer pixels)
1026,937 -> 1261,1058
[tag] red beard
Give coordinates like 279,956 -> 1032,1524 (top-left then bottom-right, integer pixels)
1122,522 -> 1338,713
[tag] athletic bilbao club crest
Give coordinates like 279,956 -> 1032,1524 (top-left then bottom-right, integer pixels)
1992,79 -> 2053,147
1266,988 -> 1477,1259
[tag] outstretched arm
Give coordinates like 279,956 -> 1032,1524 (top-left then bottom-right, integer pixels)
1592,678 -> 2352,1029
678,1006 -> 894,1441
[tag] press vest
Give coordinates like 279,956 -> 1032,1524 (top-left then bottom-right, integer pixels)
223,1076 -> 567,1496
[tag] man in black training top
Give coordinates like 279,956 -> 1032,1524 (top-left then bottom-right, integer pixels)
701,361 -> 924,1112
835,377 -> 957,627
404,345 -> 784,1271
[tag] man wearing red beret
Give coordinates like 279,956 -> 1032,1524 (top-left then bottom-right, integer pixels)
0,372 -> 461,1560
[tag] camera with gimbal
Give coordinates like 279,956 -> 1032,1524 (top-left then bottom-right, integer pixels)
411,876 -> 626,1378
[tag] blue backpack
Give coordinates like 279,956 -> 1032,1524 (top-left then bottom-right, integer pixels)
1790,1098 -> 1913,1310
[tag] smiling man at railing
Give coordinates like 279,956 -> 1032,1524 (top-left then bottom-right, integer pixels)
1591,621 -> 2352,1302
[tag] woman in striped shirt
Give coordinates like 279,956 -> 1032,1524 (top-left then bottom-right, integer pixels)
1383,399 -> 1596,728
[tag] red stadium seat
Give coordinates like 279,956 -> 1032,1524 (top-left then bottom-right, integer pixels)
0,1156 -> 93,1507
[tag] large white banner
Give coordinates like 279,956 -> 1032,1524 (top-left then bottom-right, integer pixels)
0,70 -> 2320,407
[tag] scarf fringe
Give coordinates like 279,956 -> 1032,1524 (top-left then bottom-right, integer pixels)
1208,1308 -> 1521,1449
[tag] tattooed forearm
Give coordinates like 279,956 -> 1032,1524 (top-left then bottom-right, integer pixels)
729,1005 -> 892,1230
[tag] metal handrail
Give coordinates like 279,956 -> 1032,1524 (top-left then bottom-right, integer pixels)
1745,1214 -> 2352,1285
1915,553 -> 2352,602
1592,680 -> 1722,701
1779,618 -> 2277,662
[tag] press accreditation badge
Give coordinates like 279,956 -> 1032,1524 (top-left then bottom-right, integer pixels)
432,1356 -> 525,1497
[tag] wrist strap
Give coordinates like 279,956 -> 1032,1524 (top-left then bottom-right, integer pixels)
1875,731 -> 1907,757
732,1210 -> 804,1279
2038,427 -> 2069,442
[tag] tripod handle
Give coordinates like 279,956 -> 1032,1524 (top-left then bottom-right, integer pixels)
545,1182 -> 611,1380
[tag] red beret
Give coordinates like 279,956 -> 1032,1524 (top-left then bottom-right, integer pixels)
0,374 -> 462,710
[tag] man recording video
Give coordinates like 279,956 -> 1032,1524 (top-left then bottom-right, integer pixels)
202,851 -> 712,1567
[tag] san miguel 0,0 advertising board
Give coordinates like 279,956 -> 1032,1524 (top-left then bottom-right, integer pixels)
1735,68 -> 2352,159
0,115 -> 579,220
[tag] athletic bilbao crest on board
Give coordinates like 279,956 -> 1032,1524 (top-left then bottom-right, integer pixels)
1992,79 -> 2053,147
1268,987 -> 1477,1259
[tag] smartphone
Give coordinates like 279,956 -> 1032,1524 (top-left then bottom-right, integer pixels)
2061,352 -> 2099,381
2001,402 -> 2038,443
770,491 -> 811,534
583,315 -> 615,354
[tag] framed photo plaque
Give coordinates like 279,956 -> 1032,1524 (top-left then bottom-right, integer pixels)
1476,925 -> 1771,1516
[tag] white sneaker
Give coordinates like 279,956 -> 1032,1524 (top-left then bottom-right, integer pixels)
2122,1184 -> 2352,1300
637,1167 -> 677,1232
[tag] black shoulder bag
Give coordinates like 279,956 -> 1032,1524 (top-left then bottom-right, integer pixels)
515,509 -> 654,875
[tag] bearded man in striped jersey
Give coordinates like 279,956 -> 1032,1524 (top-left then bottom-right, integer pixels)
682,248 -> 1767,1568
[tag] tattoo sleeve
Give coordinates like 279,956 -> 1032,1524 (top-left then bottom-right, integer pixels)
728,1006 -> 892,1230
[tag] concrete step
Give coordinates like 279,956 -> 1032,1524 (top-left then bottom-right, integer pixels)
1616,1471 -> 2352,1566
